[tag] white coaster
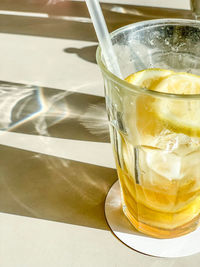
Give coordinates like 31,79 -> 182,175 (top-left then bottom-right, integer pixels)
105,181 -> 200,258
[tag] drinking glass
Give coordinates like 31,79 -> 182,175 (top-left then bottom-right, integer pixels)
96,19 -> 200,238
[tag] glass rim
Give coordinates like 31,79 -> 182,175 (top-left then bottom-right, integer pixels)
96,18 -> 200,100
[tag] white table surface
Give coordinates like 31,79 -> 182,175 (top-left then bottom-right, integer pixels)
0,0 -> 198,266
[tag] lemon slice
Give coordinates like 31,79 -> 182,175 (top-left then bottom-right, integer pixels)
125,69 -> 200,138
125,68 -> 174,90
125,69 -> 174,140
154,72 -> 200,137
154,72 -> 200,94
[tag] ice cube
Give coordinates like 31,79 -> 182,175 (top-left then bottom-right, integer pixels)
151,130 -> 200,156
145,147 -> 183,180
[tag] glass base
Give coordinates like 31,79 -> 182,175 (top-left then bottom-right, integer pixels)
105,181 -> 200,257
123,203 -> 200,239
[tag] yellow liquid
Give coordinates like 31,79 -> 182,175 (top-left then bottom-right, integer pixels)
116,147 -> 200,238
113,69 -> 200,238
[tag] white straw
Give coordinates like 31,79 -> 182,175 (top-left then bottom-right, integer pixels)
85,0 -> 123,79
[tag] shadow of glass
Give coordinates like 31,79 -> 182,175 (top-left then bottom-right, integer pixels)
0,144 -> 117,230
0,80 -> 110,142
64,45 -> 98,64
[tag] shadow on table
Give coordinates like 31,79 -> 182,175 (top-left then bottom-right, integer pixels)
0,1 -> 193,42
0,80 -> 110,143
0,80 -> 116,231
64,45 -> 98,64
0,144 -> 117,231
0,1 -> 194,67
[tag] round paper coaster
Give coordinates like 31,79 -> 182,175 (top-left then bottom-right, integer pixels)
105,181 -> 200,258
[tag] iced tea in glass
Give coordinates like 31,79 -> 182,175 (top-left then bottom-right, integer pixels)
97,19 -> 200,238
